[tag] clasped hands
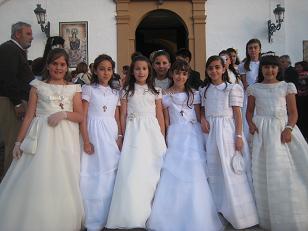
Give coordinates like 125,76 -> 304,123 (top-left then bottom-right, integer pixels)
47,111 -> 67,127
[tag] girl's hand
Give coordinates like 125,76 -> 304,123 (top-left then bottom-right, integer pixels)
281,128 -> 292,143
48,111 -> 67,127
201,118 -> 210,133
12,142 -> 22,160
235,137 -> 243,152
84,142 -> 94,154
116,137 -> 123,151
248,122 -> 258,135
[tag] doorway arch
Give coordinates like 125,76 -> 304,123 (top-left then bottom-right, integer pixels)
135,9 -> 188,61
115,0 -> 206,77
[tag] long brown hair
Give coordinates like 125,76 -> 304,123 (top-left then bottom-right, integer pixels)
169,59 -> 194,108
203,55 -> 228,99
123,55 -> 159,97
244,38 -> 261,71
42,48 -> 70,82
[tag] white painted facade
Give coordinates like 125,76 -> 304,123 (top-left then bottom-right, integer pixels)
0,0 -> 117,64
206,0 -> 308,63
0,0 -> 307,65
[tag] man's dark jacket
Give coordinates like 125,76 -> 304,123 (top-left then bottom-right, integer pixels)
0,40 -> 33,105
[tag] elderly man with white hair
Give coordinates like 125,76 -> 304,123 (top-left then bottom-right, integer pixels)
0,21 -> 34,179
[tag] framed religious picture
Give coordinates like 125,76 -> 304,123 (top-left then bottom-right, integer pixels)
304,40 -> 308,62
59,21 -> 88,67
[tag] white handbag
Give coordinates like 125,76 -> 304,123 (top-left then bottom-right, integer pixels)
231,151 -> 245,175
20,122 -> 39,154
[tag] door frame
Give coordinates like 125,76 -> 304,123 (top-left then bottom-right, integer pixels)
115,0 -> 206,76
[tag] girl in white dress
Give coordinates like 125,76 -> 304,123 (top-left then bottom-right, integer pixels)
238,38 -> 261,90
0,49 -> 84,231
106,55 -> 166,229
238,39 -> 262,139
80,54 -> 122,231
148,60 -> 223,231
219,50 -> 242,86
247,54 -> 308,231
200,55 -> 258,229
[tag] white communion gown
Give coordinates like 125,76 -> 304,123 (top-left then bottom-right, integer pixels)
80,84 -> 121,231
148,92 -> 223,231
238,61 -> 260,141
0,79 -> 84,231
247,81 -> 308,231
200,83 -> 258,229
106,83 -> 166,229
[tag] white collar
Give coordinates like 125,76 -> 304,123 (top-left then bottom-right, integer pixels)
212,82 -> 229,90
11,39 -> 26,51
135,83 -> 148,89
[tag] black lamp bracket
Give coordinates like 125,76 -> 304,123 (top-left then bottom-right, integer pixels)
40,21 -> 50,38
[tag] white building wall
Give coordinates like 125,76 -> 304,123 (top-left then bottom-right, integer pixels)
0,0 -> 307,65
284,0 -> 308,63
206,0 -> 308,64
0,0 -> 117,64
206,0 -> 284,60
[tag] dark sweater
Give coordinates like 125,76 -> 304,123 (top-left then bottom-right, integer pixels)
0,40 -> 34,105
283,66 -> 299,88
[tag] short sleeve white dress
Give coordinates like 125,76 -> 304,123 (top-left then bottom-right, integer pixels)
148,91 -> 223,231
80,84 -> 121,231
247,81 -> 308,231
238,61 -> 260,139
200,83 -> 258,229
106,83 -> 166,229
0,79 -> 84,231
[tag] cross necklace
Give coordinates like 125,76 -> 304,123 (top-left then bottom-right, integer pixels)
59,97 -> 64,110
169,92 -> 186,117
49,81 -> 66,110
56,86 -> 65,110
101,85 -> 109,112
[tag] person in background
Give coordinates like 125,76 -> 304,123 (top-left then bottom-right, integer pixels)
0,21 -> 34,179
226,47 -> 240,71
238,38 -> 262,90
152,50 -> 172,89
295,61 -> 308,75
280,55 -> 299,87
73,62 -> 91,85
33,36 -> 65,80
89,63 -> 94,75
42,36 -> 65,59
294,61 -> 308,140
238,38 -> 262,140
111,73 -> 121,89
219,50 -> 242,85
31,57 -> 44,80
131,51 -> 143,62
120,65 -> 130,87
175,48 -> 203,90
